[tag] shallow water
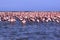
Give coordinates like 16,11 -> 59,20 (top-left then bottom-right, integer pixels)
0,20 -> 60,40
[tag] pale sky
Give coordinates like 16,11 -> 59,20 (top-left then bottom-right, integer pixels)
0,0 -> 60,11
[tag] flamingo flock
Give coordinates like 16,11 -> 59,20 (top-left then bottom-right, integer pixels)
0,11 -> 60,24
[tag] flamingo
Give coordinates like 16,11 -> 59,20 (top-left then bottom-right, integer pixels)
0,17 -> 1,21
8,17 -> 16,22
22,19 -> 26,24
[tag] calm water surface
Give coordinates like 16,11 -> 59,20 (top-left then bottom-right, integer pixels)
0,19 -> 60,40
